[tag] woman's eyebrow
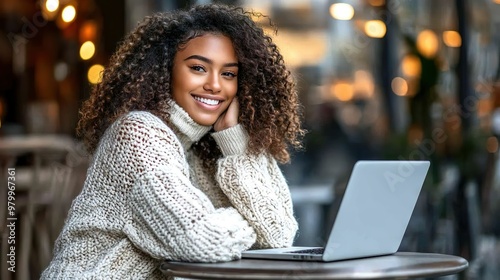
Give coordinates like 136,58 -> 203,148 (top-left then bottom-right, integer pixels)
184,55 -> 239,67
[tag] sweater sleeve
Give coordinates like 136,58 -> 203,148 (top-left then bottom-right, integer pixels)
211,125 -> 298,248
112,114 -> 256,262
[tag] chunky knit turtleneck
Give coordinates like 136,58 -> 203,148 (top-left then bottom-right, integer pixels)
168,101 -> 211,149
41,102 -> 298,279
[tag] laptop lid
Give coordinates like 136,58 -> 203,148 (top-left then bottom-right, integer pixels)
322,160 -> 430,261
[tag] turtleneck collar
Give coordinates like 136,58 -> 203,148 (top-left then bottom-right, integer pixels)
168,100 -> 212,150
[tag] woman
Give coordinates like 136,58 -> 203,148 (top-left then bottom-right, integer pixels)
42,3 -> 304,279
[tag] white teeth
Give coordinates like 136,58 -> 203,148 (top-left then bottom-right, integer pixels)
194,96 -> 220,106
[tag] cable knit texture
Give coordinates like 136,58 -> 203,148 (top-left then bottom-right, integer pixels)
41,101 -> 298,279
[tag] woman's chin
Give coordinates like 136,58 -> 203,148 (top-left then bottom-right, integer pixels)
192,117 -> 218,127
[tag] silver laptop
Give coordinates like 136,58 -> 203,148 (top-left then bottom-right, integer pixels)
242,160 -> 430,262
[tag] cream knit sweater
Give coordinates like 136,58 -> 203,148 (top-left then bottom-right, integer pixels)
41,102 -> 298,279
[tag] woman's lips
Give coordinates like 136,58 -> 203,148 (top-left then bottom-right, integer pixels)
193,95 -> 222,106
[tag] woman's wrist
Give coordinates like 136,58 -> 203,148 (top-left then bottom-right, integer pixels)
211,124 -> 248,156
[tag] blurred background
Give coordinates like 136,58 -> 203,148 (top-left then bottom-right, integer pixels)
1,0 -> 500,279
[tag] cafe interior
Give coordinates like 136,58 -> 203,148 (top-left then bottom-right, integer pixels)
1,0 -> 500,279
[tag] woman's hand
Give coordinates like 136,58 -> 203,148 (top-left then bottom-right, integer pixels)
214,97 -> 239,131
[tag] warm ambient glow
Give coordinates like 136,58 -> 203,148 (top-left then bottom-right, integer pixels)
392,77 -> 408,96
329,3 -> 354,20
401,55 -> 421,77
340,105 -> 362,126
88,64 -> 104,84
61,5 -> 76,23
487,136 -> 499,153
80,21 -> 98,42
80,41 -> 96,60
443,31 -> 462,47
330,81 -> 354,101
262,27 -> 327,67
417,29 -> 439,58
45,0 -> 59,12
364,20 -> 386,38
354,70 -> 374,98
493,0 -> 500,4
368,0 -> 385,6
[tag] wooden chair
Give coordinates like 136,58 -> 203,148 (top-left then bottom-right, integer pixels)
0,135 -> 85,280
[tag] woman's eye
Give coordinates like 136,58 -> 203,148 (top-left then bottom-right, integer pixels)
190,65 -> 206,72
222,72 -> 237,78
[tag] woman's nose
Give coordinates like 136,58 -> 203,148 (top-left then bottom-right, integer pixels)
203,74 -> 222,93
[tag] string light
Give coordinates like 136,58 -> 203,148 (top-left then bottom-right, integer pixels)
443,31 -> 462,47
88,64 -> 104,84
364,20 -> 386,38
392,77 -> 408,96
45,0 -> 59,12
417,30 -> 439,58
329,3 -> 354,20
61,5 -> 76,23
330,81 -> 354,101
80,41 -> 96,60
401,55 -> 421,77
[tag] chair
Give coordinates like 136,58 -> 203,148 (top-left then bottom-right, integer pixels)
0,135 -> 86,280
290,183 -> 335,246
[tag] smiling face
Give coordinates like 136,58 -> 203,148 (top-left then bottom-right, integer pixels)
171,33 -> 239,126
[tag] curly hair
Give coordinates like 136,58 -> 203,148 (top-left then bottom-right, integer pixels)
77,3 -> 304,164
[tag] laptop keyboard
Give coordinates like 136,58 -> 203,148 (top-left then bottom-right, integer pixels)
287,248 -> 324,255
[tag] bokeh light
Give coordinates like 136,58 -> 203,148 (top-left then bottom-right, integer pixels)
45,0 -> 59,12
486,136 -> 499,153
417,29 -> 439,58
443,31 -> 462,47
54,62 -> 69,81
61,5 -> 76,23
88,64 -> 104,84
364,20 -> 386,38
401,55 -> 422,77
392,77 -> 408,96
329,3 -> 354,20
80,41 -> 96,60
331,81 -> 354,101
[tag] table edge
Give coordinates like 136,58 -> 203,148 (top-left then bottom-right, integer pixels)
161,252 -> 469,280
